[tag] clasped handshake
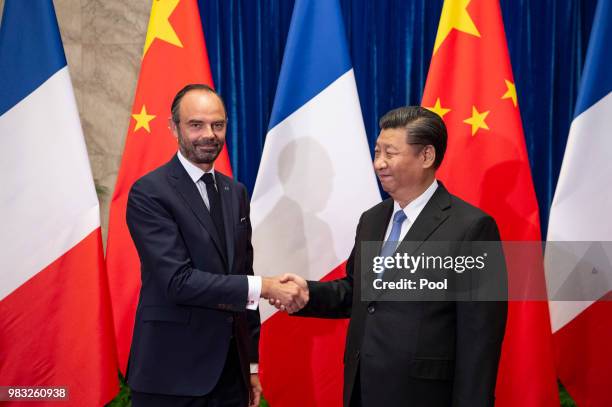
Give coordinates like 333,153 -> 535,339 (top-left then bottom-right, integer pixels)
261,273 -> 309,314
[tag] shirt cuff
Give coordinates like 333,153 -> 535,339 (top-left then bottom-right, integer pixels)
246,275 -> 262,310
250,363 -> 259,374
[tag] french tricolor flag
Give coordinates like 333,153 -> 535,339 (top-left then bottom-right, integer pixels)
0,1 -> 118,405
545,1 -> 612,405
251,0 -> 380,405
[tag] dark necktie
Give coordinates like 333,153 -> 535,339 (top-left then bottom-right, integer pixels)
201,173 -> 227,255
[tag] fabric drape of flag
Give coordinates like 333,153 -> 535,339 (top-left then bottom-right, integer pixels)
251,0 -> 380,405
0,0 -> 118,405
421,0 -> 559,405
545,1 -> 612,405
105,0 -> 232,372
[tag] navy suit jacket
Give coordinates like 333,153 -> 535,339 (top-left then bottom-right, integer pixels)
125,155 -> 260,396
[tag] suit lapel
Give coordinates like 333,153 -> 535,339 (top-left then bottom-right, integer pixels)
367,200 -> 394,250
366,184 -> 452,254
401,183 -> 451,248
357,200 -> 392,306
376,183 -> 451,297
167,156 -> 228,266
216,173 -> 236,274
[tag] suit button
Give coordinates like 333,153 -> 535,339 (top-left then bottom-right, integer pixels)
367,305 -> 375,314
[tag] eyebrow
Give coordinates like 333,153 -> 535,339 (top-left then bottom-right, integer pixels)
376,143 -> 400,149
186,119 -> 225,124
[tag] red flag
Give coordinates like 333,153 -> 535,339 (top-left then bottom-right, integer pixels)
422,0 -> 559,405
105,0 -> 232,372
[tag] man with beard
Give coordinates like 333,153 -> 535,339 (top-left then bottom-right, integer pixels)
125,84 -> 306,407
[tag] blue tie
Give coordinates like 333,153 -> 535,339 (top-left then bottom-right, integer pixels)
380,210 -> 407,258
378,210 -> 407,279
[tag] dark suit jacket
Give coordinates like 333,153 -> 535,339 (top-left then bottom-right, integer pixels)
298,183 -> 507,407
125,155 -> 260,397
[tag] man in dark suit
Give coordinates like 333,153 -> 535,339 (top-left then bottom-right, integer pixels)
125,84 -> 305,407
278,106 -> 507,406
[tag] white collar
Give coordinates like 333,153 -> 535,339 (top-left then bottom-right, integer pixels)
393,179 -> 438,223
177,151 -> 215,183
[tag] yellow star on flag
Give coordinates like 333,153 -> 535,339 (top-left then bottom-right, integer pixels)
143,0 -> 183,57
433,0 -> 481,54
463,106 -> 490,136
502,79 -> 518,107
425,98 -> 451,118
132,105 -> 156,133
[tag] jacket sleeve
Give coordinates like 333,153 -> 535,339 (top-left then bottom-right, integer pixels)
453,215 -> 508,407
126,179 -> 248,312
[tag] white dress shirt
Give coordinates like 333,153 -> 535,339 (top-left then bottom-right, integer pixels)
176,152 -> 262,310
383,179 -> 439,242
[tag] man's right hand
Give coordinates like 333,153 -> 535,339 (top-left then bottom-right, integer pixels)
261,275 -> 308,313
265,273 -> 309,314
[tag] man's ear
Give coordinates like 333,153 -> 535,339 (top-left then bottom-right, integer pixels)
168,117 -> 178,139
422,145 -> 436,169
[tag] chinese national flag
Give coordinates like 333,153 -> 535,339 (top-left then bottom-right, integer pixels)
422,0 -> 559,406
105,0 -> 232,372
